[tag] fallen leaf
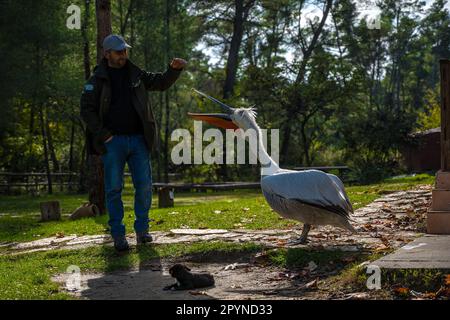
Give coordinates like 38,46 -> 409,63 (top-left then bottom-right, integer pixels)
341,256 -> 356,263
189,291 -> 208,296
380,237 -> 391,247
445,274 -> 450,286
262,290 -> 278,295
224,264 -> 236,271
375,244 -> 390,252
242,207 -> 250,211
422,292 -> 437,299
392,286 -> 410,297
55,232 -> 65,238
344,292 -> 370,300
213,210 -> 222,214
305,278 -> 318,289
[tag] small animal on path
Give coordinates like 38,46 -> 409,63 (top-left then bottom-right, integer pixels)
163,264 -> 215,291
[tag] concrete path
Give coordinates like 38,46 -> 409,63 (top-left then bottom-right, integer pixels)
372,234 -> 450,269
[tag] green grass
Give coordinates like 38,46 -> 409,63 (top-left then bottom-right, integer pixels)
0,173 -> 435,243
0,241 -> 261,300
267,247 -> 350,268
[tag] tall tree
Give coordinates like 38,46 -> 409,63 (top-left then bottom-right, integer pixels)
223,0 -> 256,99
279,0 -> 333,165
86,0 -> 113,214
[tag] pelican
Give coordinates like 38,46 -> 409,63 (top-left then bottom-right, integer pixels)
188,89 -> 356,244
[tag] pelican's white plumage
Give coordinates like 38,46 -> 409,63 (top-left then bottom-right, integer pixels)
190,89 -> 356,244
261,169 -> 355,232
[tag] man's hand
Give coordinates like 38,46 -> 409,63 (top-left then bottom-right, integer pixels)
170,58 -> 187,70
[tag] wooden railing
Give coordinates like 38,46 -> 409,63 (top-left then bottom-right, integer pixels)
0,172 -> 79,194
0,166 -> 352,195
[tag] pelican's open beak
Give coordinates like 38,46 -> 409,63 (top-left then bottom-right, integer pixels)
187,112 -> 238,130
188,89 -> 239,130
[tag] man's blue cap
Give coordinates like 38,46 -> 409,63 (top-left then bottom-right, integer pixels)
102,34 -> 132,51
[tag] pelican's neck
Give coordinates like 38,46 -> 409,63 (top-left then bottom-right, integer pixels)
246,124 -> 280,176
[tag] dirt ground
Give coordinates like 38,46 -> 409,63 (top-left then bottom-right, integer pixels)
52,252 -> 379,300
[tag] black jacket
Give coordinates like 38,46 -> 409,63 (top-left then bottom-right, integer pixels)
80,58 -> 182,155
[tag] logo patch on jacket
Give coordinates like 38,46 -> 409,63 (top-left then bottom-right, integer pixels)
83,84 -> 94,92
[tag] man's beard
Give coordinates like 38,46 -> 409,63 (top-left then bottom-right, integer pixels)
116,58 -> 126,66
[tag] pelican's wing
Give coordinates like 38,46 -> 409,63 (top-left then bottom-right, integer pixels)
327,173 -> 354,214
261,170 -> 352,218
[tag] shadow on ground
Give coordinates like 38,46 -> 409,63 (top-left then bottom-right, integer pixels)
52,245 -> 372,300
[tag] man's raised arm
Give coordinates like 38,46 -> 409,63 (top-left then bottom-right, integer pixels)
141,58 -> 187,91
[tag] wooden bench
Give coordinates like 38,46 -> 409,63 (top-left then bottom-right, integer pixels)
292,166 -> 351,180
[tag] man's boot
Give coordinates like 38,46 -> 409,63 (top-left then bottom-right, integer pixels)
136,231 -> 153,244
113,235 -> 130,252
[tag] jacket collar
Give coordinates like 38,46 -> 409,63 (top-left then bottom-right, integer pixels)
94,58 -> 142,82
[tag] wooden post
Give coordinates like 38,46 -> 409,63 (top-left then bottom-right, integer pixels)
158,187 -> 174,208
427,59 -> 450,234
440,60 -> 450,170
40,201 -> 61,222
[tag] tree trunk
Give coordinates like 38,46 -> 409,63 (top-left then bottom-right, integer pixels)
129,0 -> 135,60
27,104 -> 35,172
45,110 -> 60,172
300,120 -> 311,166
78,142 -> 88,193
87,0 -> 112,214
163,0 -> 171,183
281,0 -> 332,164
39,103 -> 52,194
157,92 -> 163,182
68,114 -> 75,191
120,0 -> 133,36
95,0 -> 112,63
78,0 -> 92,193
82,0 -> 91,80
222,0 -> 254,99
221,0 -> 254,179
280,108 -> 294,164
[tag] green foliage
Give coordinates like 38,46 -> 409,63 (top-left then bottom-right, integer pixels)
416,87 -> 441,131
0,0 -> 449,181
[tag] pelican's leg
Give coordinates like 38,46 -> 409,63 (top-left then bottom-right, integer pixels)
288,224 -> 311,245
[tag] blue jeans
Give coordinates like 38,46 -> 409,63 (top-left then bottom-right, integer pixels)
101,134 -> 152,238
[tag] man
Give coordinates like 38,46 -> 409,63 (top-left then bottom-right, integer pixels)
80,34 -> 186,252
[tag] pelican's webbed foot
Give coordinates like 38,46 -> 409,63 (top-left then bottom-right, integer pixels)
287,224 -> 311,246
